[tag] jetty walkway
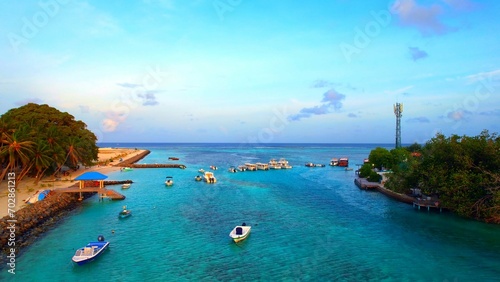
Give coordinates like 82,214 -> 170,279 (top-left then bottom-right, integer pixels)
54,185 -> 126,200
354,178 -> 417,205
114,149 -> 186,169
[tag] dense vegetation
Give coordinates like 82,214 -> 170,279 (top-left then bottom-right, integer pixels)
364,131 -> 500,223
0,103 -> 98,185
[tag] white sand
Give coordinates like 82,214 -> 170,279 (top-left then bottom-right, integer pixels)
0,148 -> 147,218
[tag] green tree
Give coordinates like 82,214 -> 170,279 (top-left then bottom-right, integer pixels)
0,130 -> 35,185
384,130 -> 500,223
368,147 -> 392,170
359,163 -> 373,178
0,103 -> 98,185
406,142 -> 422,153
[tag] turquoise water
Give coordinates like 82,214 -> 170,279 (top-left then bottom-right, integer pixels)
3,143 -> 500,281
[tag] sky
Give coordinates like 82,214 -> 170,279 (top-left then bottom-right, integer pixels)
0,0 -> 499,144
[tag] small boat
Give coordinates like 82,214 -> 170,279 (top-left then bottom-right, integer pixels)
256,162 -> 269,170
122,167 -> 133,171
315,164 -> 325,167
237,165 -> 247,172
210,165 -> 218,170
121,183 -> 131,189
168,157 -> 179,160
345,167 -> 354,171
165,176 -> 174,186
204,171 -> 217,183
71,235 -> 109,265
198,169 -> 205,174
228,166 -> 238,173
329,158 -> 339,166
305,163 -> 314,167
229,223 -> 251,243
269,159 -> 282,169
195,175 -> 202,181
118,206 -> 132,218
278,158 -> 292,169
339,157 -> 349,167
245,163 -> 257,171
24,189 -> 50,204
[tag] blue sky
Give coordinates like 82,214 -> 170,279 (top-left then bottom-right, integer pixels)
1,0 -> 499,144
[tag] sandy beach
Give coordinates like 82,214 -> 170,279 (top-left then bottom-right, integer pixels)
0,148 -> 147,218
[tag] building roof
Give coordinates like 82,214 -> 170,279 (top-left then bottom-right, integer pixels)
74,171 -> 109,181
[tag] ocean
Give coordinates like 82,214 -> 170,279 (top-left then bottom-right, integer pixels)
3,143 -> 500,281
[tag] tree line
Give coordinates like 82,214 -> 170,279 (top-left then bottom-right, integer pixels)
360,130 -> 499,223
0,103 -> 98,185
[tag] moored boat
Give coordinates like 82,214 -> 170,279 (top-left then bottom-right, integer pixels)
122,167 -> 133,171
121,183 -> 131,189
118,206 -> 132,218
71,235 -> 109,265
329,158 -> 339,166
256,162 -> 269,170
165,176 -> 174,186
195,175 -> 202,181
204,171 -> 217,183
339,157 -> 349,167
245,163 -> 257,171
228,166 -> 238,173
168,157 -> 179,160
237,165 -> 247,172
269,159 -> 282,169
278,158 -> 292,169
24,189 -> 50,204
229,223 -> 251,243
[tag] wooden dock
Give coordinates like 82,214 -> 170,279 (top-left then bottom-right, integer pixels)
354,177 -> 416,204
53,186 -> 126,200
354,178 -> 379,190
413,198 -> 442,212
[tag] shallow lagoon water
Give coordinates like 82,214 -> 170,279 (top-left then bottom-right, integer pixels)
3,143 -> 500,281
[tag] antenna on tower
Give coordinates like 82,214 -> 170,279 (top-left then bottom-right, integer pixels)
394,103 -> 403,148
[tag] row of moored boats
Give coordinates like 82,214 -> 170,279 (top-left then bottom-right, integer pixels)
233,158 -> 293,172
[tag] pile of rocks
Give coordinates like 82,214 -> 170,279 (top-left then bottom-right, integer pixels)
0,191 -> 92,260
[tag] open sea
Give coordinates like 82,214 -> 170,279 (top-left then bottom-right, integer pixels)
2,143 -> 500,281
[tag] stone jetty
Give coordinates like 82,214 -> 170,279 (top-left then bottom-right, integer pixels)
114,150 -> 186,168
0,191 -> 93,260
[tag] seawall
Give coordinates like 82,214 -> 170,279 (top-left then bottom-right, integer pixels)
114,150 -> 151,167
0,191 -> 94,262
355,177 -> 415,204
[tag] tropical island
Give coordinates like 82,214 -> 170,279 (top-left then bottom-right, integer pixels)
358,131 -> 500,223
0,103 -> 499,280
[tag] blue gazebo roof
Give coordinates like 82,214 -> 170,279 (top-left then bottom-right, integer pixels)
74,171 -> 108,181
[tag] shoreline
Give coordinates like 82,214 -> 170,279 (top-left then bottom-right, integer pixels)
0,148 -> 148,219
0,148 -> 150,258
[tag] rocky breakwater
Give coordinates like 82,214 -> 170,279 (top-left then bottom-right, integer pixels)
115,149 -> 151,167
0,191 -> 91,262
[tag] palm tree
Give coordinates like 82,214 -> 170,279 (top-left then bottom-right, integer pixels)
53,136 -> 83,176
0,130 -> 35,185
32,140 -> 54,184
65,136 -> 83,167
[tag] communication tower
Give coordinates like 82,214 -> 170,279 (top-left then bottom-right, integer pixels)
394,103 -> 403,148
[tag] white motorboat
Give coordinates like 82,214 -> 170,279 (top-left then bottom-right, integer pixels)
229,223 -> 251,243
72,235 -> 109,265
204,172 -> 216,183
